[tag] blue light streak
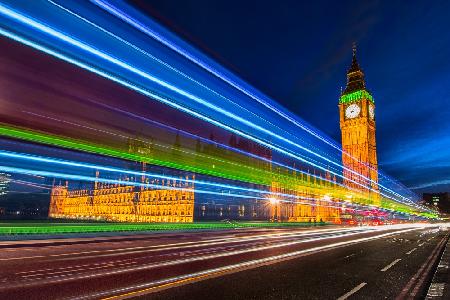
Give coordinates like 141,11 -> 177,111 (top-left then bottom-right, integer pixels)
0,150 -> 429,215
0,26 -> 421,209
0,1 -> 428,213
0,164 -> 351,212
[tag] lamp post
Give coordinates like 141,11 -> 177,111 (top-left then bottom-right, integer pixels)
269,197 -> 280,222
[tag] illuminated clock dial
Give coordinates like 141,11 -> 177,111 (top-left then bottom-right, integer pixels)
369,105 -> 375,119
345,104 -> 361,119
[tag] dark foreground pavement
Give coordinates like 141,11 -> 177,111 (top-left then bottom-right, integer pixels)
0,224 -> 447,300
144,226 -> 449,300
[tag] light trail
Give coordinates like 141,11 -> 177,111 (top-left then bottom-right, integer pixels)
0,150 -> 286,197
0,2 -> 430,214
2,31 -> 414,211
0,149 -> 430,216
0,3 -> 397,198
1,227 -> 365,262
1,150 -> 399,218
46,0 -> 298,152
89,0 -> 403,191
89,0 -> 342,153
7,178 -> 51,190
0,225 -> 426,291
58,226 -> 424,299
0,25 -> 351,186
48,0 -> 380,195
0,164 -> 362,216
22,109 -> 348,195
88,0 -> 419,203
0,122 -> 426,213
67,96 -> 344,189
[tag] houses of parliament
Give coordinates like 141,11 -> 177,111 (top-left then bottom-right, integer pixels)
49,47 -> 378,223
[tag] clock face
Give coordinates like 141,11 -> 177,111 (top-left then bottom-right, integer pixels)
369,105 -> 375,119
345,104 -> 361,119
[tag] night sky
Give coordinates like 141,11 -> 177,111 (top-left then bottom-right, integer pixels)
128,0 -> 450,193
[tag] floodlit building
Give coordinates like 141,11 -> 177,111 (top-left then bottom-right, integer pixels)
194,172 -> 342,223
339,45 -> 379,205
49,173 -> 195,223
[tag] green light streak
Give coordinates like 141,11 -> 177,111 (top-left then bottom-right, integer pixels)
340,90 -> 374,104
0,124 -> 434,217
0,221 -> 325,235
0,124 -> 305,190
0,124 -> 262,184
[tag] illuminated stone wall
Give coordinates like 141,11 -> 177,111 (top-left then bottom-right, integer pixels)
270,176 -> 341,223
49,177 -> 194,223
288,185 -> 341,223
338,48 -> 379,206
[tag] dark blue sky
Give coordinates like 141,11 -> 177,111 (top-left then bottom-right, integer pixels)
129,0 -> 450,193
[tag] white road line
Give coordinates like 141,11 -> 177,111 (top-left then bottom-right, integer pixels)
0,228 -> 417,293
406,248 -> 417,255
381,258 -> 401,272
15,258 -> 134,275
20,228 -> 422,297
337,282 -> 367,300
21,263 -> 128,279
418,242 -> 425,247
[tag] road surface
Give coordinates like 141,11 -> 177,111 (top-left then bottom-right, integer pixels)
0,224 -> 447,299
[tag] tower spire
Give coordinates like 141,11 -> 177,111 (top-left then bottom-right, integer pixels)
342,42 -> 366,95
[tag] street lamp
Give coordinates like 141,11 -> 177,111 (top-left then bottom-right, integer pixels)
269,197 -> 280,222
269,197 -> 279,205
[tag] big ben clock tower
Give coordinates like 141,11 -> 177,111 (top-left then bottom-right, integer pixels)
339,45 -> 378,194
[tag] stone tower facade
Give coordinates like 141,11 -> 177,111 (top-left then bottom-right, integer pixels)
339,45 -> 378,196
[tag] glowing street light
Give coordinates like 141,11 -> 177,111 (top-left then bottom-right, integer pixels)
269,197 -> 279,205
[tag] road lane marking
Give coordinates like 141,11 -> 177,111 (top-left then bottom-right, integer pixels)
406,248 -> 417,255
7,231 -> 370,283
337,283 -> 367,300
0,227 -> 426,293
0,225 -> 426,261
344,253 -> 355,259
15,258 -> 134,275
55,231 -> 369,262
418,242 -> 425,247
20,262 -> 133,279
398,235 -> 449,299
381,258 -> 401,272
52,228 -> 420,299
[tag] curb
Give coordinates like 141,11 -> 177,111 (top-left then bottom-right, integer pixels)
426,235 -> 450,299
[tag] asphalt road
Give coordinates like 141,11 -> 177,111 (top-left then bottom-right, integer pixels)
0,224 -> 447,300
